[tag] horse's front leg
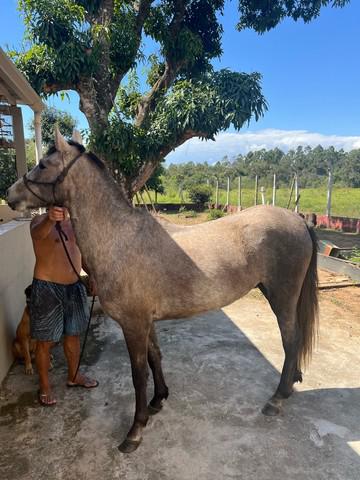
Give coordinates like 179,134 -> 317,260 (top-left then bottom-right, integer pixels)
119,324 -> 150,453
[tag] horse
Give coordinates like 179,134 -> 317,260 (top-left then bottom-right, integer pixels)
7,128 -> 318,453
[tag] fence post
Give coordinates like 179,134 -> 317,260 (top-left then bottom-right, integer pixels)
287,175 -> 296,209
254,175 -> 258,206
260,186 -> 266,205
238,176 -> 242,211
226,177 -> 230,209
215,179 -> 219,208
326,169 -> 333,225
272,173 -> 276,206
294,174 -> 300,213
144,184 -> 157,213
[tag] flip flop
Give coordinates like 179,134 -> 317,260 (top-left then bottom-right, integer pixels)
66,378 -> 99,389
38,390 -> 57,407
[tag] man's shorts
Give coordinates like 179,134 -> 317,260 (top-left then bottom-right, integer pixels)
30,279 -> 89,342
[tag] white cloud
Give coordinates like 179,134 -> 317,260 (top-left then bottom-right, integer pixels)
165,129 -> 360,164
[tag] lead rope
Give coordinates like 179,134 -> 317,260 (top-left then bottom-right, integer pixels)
55,222 -> 96,383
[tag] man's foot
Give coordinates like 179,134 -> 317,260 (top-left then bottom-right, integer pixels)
67,373 -> 99,389
38,390 -> 57,407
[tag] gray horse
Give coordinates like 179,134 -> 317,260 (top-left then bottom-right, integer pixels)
8,129 -> 318,453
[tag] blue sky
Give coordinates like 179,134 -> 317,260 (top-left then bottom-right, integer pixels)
1,0 -> 359,163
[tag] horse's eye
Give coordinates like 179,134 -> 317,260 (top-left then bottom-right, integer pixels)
39,161 -> 46,170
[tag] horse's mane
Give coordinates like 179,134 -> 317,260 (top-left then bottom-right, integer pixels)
46,140 -> 105,170
86,151 -> 105,170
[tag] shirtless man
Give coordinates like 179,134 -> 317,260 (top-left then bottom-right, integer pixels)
30,206 -> 98,406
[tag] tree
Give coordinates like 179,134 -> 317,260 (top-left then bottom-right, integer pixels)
0,150 -> 17,200
142,164 -> 165,203
11,0 -> 349,196
338,149 -> 360,187
188,184 -> 212,206
29,106 -> 77,148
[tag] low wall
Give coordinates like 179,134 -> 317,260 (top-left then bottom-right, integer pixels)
0,220 -> 35,384
317,215 -> 360,233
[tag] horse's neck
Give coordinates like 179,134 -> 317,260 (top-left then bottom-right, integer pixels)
66,160 -> 133,268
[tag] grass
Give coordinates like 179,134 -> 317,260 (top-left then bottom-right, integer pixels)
150,186 -> 360,218
348,247 -> 360,263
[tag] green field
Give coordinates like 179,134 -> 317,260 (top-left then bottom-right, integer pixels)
147,187 -> 360,218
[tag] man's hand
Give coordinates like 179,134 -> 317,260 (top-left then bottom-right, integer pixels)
48,206 -> 66,223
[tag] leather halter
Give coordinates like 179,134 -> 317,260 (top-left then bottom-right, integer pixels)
22,150 -> 84,205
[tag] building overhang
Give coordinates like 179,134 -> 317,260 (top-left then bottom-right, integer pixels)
0,47 -> 44,112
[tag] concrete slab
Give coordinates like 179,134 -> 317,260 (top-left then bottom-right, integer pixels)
1,290 -> 359,480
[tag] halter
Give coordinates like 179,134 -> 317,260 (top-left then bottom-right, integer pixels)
22,150 -> 84,206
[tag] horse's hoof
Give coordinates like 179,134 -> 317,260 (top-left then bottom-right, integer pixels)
148,403 -> 162,416
262,402 -> 281,416
118,437 -> 141,454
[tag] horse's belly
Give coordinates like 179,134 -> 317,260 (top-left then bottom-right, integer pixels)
157,280 -> 255,320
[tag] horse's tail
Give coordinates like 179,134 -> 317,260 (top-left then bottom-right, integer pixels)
297,226 -> 319,369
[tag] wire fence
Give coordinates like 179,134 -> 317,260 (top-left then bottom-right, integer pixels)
148,174 -> 360,219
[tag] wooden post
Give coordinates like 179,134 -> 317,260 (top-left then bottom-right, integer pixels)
326,169 -> 333,223
260,186 -> 266,205
272,173 -> 276,206
254,175 -> 258,206
226,177 -> 230,208
286,175 -> 296,209
215,179 -> 219,208
34,110 -> 42,165
294,174 -> 299,213
138,191 -> 149,211
144,184 -> 157,213
10,106 -> 27,177
238,176 -> 242,211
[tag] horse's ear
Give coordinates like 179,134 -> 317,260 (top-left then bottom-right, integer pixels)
54,126 -> 69,152
71,129 -> 83,145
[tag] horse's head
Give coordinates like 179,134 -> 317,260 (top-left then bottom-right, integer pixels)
7,128 -> 84,211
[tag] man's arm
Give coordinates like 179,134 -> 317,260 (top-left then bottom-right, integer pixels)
30,207 -> 65,240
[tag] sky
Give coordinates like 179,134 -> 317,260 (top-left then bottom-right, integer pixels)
1,0 -> 360,164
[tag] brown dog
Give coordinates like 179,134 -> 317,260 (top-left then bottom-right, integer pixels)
12,285 -> 37,375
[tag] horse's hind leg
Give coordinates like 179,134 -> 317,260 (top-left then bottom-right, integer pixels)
260,286 -> 301,416
148,324 -> 169,415
118,323 -> 151,454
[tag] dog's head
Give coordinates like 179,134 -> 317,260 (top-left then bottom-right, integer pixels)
24,285 -> 32,305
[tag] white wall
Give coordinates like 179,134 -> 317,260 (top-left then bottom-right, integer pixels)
0,220 -> 34,384
0,204 -> 22,223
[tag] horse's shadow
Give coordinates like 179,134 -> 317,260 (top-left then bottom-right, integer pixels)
85,307 -> 360,477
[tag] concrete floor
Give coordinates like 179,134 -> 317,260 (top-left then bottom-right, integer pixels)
1,290 -> 359,480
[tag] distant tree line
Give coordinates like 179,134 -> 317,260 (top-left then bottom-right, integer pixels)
163,146 -> 360,191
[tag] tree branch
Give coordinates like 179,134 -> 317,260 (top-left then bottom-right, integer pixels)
135,1 -> 154,35
43,82 -> 77,94
130,129 -> 211,193
135,0 -> 187,127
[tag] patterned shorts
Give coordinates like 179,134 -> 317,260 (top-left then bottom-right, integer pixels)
30,279 -> 89,342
